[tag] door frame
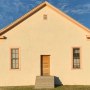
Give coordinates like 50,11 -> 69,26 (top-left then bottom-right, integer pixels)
40,55 -> 50,76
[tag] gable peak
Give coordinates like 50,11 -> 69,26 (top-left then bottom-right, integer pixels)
0,1 -> 90,35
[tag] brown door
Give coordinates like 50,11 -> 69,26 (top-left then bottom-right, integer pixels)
41,55 -> 50,76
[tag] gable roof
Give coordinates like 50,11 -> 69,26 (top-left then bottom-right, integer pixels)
0,1 -> 90,36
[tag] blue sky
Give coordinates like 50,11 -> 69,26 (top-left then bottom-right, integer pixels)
0,0 -> 90,29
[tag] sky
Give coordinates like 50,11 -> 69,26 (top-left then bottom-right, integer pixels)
0,0 -> 90,29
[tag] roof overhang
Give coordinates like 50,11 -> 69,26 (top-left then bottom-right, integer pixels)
86,35 -> 90,39
0,1 -> 90,36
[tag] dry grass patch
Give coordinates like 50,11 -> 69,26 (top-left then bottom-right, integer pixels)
0,85 -> 90,90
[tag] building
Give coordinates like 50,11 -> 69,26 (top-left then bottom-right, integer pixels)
0,1 -> 90,86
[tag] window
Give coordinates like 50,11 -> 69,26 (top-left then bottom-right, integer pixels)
73,48 -> 80,69
11,48 -> 19,69
43,14 -> 47,20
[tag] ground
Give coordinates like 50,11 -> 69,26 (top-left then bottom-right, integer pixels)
0,85 -> 90,90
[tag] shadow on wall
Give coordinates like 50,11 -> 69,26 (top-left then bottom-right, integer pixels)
54,76 -> 63,87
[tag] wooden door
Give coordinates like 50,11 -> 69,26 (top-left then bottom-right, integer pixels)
41,55 -> 50,76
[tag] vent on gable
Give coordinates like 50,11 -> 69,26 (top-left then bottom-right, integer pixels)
43,14 -> 47,20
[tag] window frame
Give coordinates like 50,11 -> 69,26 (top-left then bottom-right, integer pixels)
11,48 -> 19,69
72,47 -> 81,69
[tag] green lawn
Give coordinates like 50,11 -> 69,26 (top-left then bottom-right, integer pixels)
0,85 -> 90,90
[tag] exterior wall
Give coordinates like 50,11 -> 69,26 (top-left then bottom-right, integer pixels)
0,6 -> 90,86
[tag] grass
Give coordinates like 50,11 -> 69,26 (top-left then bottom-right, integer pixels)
55,85 -> 90,90
0,85 -> 90,90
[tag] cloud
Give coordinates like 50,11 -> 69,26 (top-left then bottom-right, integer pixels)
0,0 -> 43,29
55,2 -> 73,14
0,0 -> 29,29
0,0 -> 90,29
56,3 -> 90,15
58,3 -> 69,10
68,3 -> 90,14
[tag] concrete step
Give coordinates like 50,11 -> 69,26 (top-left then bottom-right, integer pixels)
35,76 -> 54,89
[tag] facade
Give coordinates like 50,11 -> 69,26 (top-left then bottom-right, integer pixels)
0,1 -> 90,86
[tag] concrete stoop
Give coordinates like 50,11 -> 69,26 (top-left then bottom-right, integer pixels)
35,76 -> 54,89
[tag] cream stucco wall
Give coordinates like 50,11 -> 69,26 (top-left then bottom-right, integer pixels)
0,5 -> 90,86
